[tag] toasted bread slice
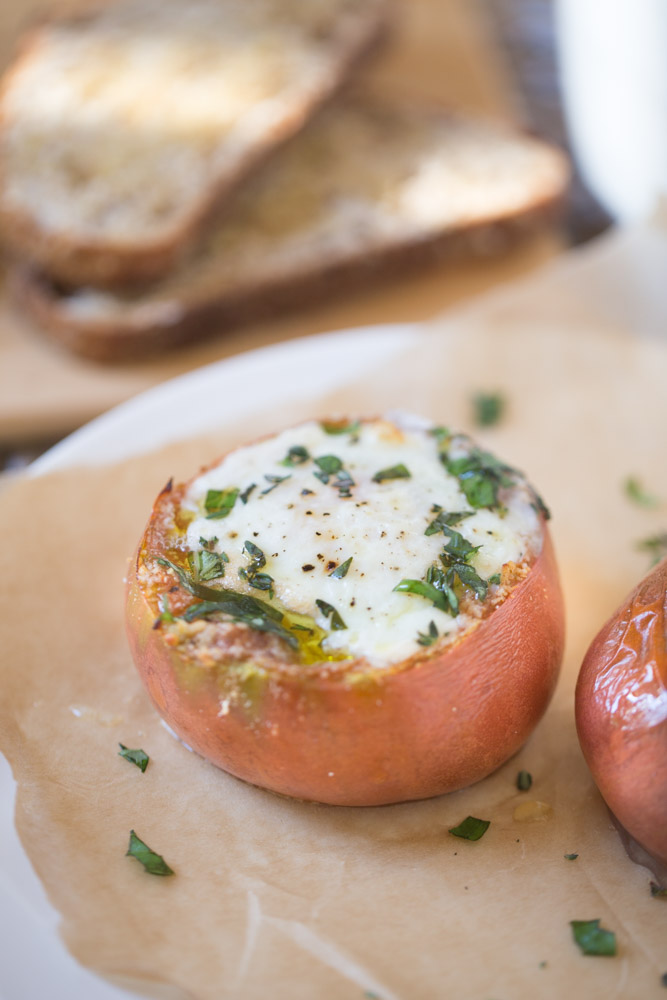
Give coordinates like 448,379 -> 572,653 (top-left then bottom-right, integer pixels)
15,100 -> 569,362
0,0 -> 387,287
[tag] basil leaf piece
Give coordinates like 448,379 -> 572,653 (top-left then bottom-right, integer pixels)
329,557 -> 353,579
444,448 -> 517,510
426,564 -> 459,616
315,599 -> 347,630
488,573 -> 501,585
394,578 -> 450,614
441,527 -> 480,564
239,483 -> 256,505
199,535 -> 218,551
372,464 -> 411,483
118,745 -> 149,772
661,972 -> 667,988
157,593 -> 174,624
637,533 -> 667,566
570,920 -> 616,957
624,476 -> 660,508
126,830 -> 174,876
315,455 -> 343,476
472,391 -> 505,428
650,881 -> 667,898
564,853 -> 579,861
261,474 -> 290,494
320,419 -> 361,440
204,487 -> 239,520
187,550 -> 226,582
243,540 -> 266,569
430,426 -> 451,446
281,445 -> 310,467
516,770 -> 532,792
425,510 -> 474,536
448,816 -> 490,841
417,621 -> 439,646
452,562 -> 488,601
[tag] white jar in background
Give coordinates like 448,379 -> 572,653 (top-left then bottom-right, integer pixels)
555,0 -> 667,223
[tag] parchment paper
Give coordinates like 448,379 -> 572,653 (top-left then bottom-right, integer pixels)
1,226 -> 667,999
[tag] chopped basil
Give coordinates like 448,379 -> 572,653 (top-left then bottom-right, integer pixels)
448,816 -> 490,841
155,557 -> 297,648
329,557 -> 353,579
157,592 -> 174,624
662,972 -> 667,988
314,455 -> 343,477
118,745 -> 149,772
516,770 -> 532,792
281,445 -> 310,467
472,391 -> 505,427
187,549 -> 226,582
239,483 -> 257,504
637,533 -> 667,566
126,830 -> 174,876
650,881 -> 667,898
441,526 -> 480,564
204,487 -> 239,519
417,621 -> 439,646
320,419 -> 361,440
488,573 -> 501,585
426,564 -> 459,615
624,476 -> 659,508
315,599 -> 347,630
261,474 -> 290,495
314,455 -> 355,497
564,853 -> 579,861
239,541 -> 274,598
430,426 -> 451,446
570,919 -> 616,957
444,448 -> 516,510
372,464 -> 411,483
394,577 -> 451,614
425,509 -> 474,536
199,535 -> 218,551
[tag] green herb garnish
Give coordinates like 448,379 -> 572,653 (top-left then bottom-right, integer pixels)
261,474 -> 290,495
157,592 -> 174,624
394,578 -> 451,613
516,770 -> 532,791
444,449 -> 516,510
320,419 -> 361,440
239,483 -> 256,504
281,445 -> 310,467
448,816 -> 490,841
372,464 -> 411,483
238,540 -> 274,597
199,535 -> 218,551
570,920 -> 616,956
564,853 -> 579,861
637,533 -> 667,566
417,621 -> 439,646
314,455 -> 355,497
661,972 -> 667,988
187,549 -> 226,582
488,573 -> 501,585
204,487 -> 239,520
118,745 -> 149,772
329,557 -> 353,579
624,476 -> 660,508
472,391 -> 505,427
315,599 -> 347,630
650,881 -> 667,898
156,557 -> 296,648
430,426 -> 451,446
126,830 -> 174,876
424,509 -> 474,536
314,455 -> 343,478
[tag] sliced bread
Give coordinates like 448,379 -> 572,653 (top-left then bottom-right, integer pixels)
0,0 -> 387,287
15,99 -> 569,361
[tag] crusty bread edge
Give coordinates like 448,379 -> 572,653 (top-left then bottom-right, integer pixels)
0,1 -> 390,289
13,170 -> 568,364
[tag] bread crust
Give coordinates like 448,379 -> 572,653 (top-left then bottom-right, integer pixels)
0,0 -> 389,287
15,166 -> 566,363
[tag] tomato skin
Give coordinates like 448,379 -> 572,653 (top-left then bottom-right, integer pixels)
576,558 -> 667,864
125,494 -> 564,806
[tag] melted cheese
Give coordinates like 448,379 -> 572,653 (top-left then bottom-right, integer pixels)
181,417 -> 543,666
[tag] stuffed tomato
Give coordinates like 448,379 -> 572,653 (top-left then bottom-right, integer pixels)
126,415 -> 564,806
576,557 -> 667,864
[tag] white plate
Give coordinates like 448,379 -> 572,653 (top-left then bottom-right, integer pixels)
0,323 -> 416,1000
